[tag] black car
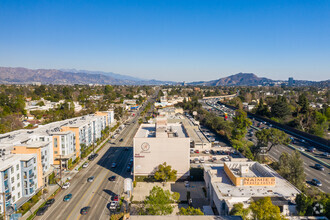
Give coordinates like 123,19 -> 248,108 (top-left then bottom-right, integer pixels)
314,164 -> 325,171
210,150 -> 215,155
36,206 -> 48,216
119,138 -> 124,142
81,206 -> 91,215
45,198 -> 55,207
109,175 -> 117,181
311,178 -> 322,187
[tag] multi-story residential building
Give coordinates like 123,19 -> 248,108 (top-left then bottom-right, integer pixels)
0,154 -> 37,215
0,110 -> 115,215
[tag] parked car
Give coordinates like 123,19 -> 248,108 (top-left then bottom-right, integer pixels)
62,182 -> 70,189
113,195 -> 119,201
204,150 -> 210,154
63,194 -> 73,202
200,158 -> 205,163
80,206 -> 91,215
45,199 -> 55,207
110,201 -> 118,210
311,178 -> 322,187
195,150 -> 199,154
36,206 -> 48,216
314,164 -> 325,171
194,158 -> 200,164
82,163 -> 89,168
190,149 -> 194,154
127,166 -> 131,172
87,176 -> 95,182
109,176 -> 117,181
184,181 -> 190,187
111,162 -> 117,168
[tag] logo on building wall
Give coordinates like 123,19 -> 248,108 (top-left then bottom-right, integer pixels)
141,142 -> 150,152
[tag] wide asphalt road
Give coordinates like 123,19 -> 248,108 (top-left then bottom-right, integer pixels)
36,117 -> 140,220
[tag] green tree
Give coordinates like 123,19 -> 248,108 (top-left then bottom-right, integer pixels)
287,151 -> 306,189
154,162 -> 177,182
250,197 -> 285,220
254,128 -> 290,155
178,207 -> 204,215
143,186 -> 179,215
271,96 -> 291,119
231,109 -> 252,140
229,203 -> 250,220
295,194 -> 314,216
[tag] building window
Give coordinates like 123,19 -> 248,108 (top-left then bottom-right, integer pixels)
54,151 -> 58,154
11,177 -> 15,183
17,182 -> 20,188
16,164 -> 19,171
12,186 -> 15,191
12,196 -> 15,202
18,192 -> 21,199
33,158 -> 36,163
11,167 -> 14,173
54,137 -> 58,148
17,174 -> 20,180
25,189 -> 28,195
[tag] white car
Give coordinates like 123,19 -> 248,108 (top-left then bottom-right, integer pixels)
82,163 -> 89,168
322,152 -> 330,158
190,149 -> 195,154
200,158 -> 205,163
110,201 -> 118,210
184,181 -> 190,187
298,147 -> 305,152
204,150 -> 210,154
62,182 -> 70,189
194,158 -> 200,164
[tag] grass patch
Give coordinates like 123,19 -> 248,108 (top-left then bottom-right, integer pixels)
135,176 -> 157,182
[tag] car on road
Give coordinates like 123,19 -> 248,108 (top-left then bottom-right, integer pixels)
87,176 -> 95,182
311,178 -> 322,187
322,152 -> 330,158
45,199 -> 55,207
36,206 -> 48,216
314,164 -> 325,171
111,162 -> 117,168
109,175 -> 117,181
298,147 -> 305,152
184,181 -> 190,187
80,206 -> 91,215
62,182 -> 70,189
63,194 -> 73,202
82,162 -> 89,168
119,138 -> 124,142
110,201 -> 118,210
88,154 -> 98,161
308,147 -> 316,153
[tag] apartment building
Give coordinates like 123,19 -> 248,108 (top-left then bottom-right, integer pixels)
0,153 -> 37,215
0,110 -> 115,215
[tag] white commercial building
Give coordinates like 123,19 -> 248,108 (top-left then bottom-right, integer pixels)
133,117 -> 190,179
204,162 -> 300,216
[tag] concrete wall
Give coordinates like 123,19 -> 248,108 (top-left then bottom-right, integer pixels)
133,137 -> 190,178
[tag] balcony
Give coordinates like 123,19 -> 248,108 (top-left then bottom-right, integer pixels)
4,174 -> 8,180
29,173 -> 34,178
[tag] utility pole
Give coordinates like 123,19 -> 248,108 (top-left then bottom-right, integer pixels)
58,154 -> 63,186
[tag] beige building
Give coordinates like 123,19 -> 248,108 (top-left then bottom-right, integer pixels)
133,117 -> 190,179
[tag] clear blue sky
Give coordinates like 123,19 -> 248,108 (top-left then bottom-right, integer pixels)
0,0 -> 329,81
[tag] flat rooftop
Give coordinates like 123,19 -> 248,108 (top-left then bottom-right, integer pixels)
0,154 -> 36,171
204,164 -> 300,199
225,161 -> 273,178
134,123 -> 188,138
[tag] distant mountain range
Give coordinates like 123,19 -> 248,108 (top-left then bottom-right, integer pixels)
0,67 -> 328,86
0,67 -> 175,85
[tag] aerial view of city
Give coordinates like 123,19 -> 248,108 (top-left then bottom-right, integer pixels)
0,0 -> 329,220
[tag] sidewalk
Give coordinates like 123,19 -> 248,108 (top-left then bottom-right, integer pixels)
20,133 -> 112,220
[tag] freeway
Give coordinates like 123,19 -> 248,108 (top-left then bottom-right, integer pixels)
201,99 -> 330,193
36,92 -> 158,220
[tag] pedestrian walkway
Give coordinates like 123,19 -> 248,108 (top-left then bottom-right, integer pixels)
20,134 -> 112,220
